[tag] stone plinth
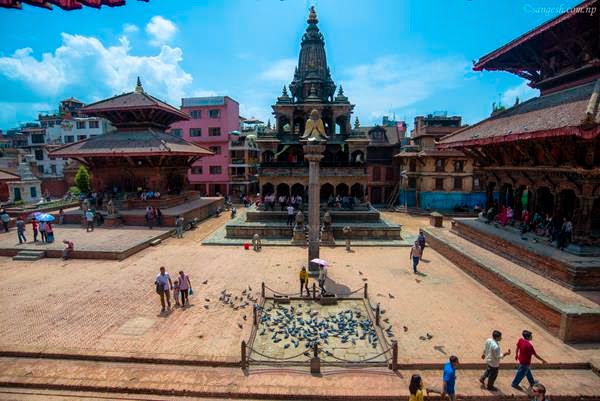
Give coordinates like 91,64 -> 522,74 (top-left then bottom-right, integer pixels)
429,212 -> 443,227
104,216 -> 121,228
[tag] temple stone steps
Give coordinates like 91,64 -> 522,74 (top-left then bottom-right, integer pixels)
423,227 -> 600,343
12,250 -> 46,261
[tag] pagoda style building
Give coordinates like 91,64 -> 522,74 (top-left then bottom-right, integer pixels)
257,6 -> 370,202
438,0 -> 600,250
51,79 -> 214,210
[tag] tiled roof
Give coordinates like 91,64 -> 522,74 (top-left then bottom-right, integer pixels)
83,91 -> 188,120
50,129 -> 213,157
438,80 -> 600,148
0,169 -> 19,181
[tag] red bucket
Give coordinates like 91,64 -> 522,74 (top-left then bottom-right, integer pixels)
243,243 -> 250,250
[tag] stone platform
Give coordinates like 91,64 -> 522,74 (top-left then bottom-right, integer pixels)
0,225 -> 172,260
451,218 -> 600,291
222,205 -> 402,243
61,197 -> 224,227
423,226 -> 600,343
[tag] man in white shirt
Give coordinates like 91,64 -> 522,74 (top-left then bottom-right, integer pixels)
287,205 -> 295,226
318,264 -> 328,295
155,266 -> 173,313
480,330 -> 511,391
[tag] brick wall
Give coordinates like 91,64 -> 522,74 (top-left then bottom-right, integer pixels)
424,230 -> 600,343
452,221 -> 600,291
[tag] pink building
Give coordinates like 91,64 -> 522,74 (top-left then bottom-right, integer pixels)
169,96 -> 239,196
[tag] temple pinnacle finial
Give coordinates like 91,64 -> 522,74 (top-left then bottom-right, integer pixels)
338,85 -> 344,96
282,85 -> 289,96
307,5 -> 318,24
135,76 -> 144,93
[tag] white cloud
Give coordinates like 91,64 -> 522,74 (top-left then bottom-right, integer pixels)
501,81 -> 539,107
123,23 -> 139,33
0,101 -> 52,127
0,32 -> 193,106
239,102 -> 270,123
259,58 -> 296,81
145,16 -> 177,47
191,89 -> 219,97
341,55 -> 470,123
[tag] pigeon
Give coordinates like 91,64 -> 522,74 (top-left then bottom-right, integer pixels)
415,278 -> 421,283
204,298 -> 210,302
403,326 -> 408,332
362,278 -> 368,281
358,271 -> 363,275
202,280 -> 208,285
383,318 -> 390,323
242,315 -> 247,321
203,305 -> 209,309
238,323 -> 243,329
426,332 -> 433,339
248,286 -> 252,291
419,335 -> 427,340
388,293 -> 395,299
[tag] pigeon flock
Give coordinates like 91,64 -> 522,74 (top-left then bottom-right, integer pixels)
257,302 -> 390,352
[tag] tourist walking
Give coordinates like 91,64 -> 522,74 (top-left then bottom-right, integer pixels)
178,270 -> 191,307
175,215 -> 184,238
558,217 -> 572,250
155,208 -> 162,226
155,266 -> 173,313
31,218 -> 39,242
58,208 -> 65,225
145,206 -> 154,229
1,209 -> 9,232
39,220 -> 47,243
299,266 -> 309,296
531,383 -> 549,401
417,230 -> 426,257
442,355 -> 459,401
85,210 -> 95,232
318,263 -> 327,295
16,216 -> 26,244
62,240 -> 74,259
278,194 -> 286,211
409,241 -> 422,274
45,222 -> 54,243
479,330 -> 511,391
287,204 -> 295,226
511,330 -> 546,390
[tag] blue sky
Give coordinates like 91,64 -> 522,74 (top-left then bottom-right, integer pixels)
0,0 -> 582,132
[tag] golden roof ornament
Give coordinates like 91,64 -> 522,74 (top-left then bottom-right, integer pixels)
134,76 -> 144,94
307,5 -> 318,24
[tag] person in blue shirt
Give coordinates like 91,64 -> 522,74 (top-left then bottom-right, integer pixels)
442,355 -> 459,401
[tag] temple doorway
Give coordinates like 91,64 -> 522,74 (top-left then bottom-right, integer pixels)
351,183 -> 364,199
262,183 -> 274,196
276,183 -> 290,197
291,183 -> 305,197
535,187 -> 554,215
558,189 -> 577,220
336,183 -> 349,197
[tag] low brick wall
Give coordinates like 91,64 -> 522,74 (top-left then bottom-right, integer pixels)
424,230 -> 600,343
452,220 -> 600,291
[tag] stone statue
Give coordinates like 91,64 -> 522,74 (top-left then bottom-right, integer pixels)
301,109 -> 329,142
106,199 -> 117,216
294,210 -> 305,230
323,210 -> 332,228
252,233 -> 262,252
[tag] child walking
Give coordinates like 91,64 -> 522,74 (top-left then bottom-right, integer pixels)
172,279 -> 181,306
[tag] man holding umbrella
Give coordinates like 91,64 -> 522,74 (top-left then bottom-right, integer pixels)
36,213 -> 56,243
311,258 -> 329,295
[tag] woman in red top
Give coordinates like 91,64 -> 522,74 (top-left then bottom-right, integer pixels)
31,218 -> 39,242
511,330 -> 546,390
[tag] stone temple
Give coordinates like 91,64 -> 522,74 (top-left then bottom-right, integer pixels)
221,7 -> 402,245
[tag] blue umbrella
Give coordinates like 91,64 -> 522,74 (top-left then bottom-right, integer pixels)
36,213 -> 55,222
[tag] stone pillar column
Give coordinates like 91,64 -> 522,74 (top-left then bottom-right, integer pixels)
575,196 -> 594,240
303,143 -> 325,275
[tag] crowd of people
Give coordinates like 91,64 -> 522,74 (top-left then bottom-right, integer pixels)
483,204 -> 574,250
259,193 -> 304,212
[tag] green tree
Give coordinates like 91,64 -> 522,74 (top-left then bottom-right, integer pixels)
74,165 -> 91,194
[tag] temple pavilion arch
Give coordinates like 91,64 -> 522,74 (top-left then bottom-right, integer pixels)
291,183 -> 305,197
276,183 -> 290,197
320,183 -> 334,201
262,183 -> 274,196
336,183 -> 349,197
558,189 -> 578,220
351,183 -> 364,199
